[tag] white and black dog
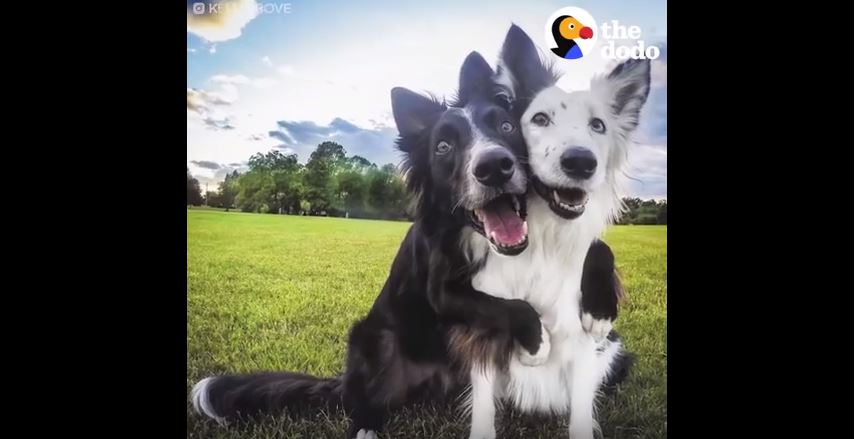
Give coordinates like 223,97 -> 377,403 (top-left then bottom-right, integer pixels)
461,25 -> 651,439
190,47 -> 630,438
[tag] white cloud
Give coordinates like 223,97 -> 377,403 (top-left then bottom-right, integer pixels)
253,77 -> 278,88
268,117 -> 400,165
187,88 -> 234,114
621,142 -> 667,199
203,116 -> 236,130
276,65 -> 295,76
186,0 -> 259,43
188,161 -> 248,190
211,74 -> 278,88
262,56 -> 273,67
208,44 -> 217,54
187,48 -> 197,53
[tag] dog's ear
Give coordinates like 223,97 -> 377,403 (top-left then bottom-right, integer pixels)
498,24 -> 558,100
391,87 -> 445,142
592,59 -> 651,132
456,51 -> 494,103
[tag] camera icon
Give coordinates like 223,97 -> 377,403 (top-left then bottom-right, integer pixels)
192,2 -> 206,15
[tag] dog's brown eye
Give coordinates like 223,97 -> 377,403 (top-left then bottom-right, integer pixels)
531,113 -> 550,127
494,93 -> 512,111
589,117 -> 606,134
500,121 -> 515,133
436,140 -> 452,155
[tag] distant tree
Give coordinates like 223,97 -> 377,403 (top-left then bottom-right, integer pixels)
221,144 -> 409,220
310,141 -> 347,164
656,201 -> 667,224
303,142 -> 347,214
236,170 -> 274,212
187,168 -> 203,206
218,170 -> 240,211
205,191 -> 221,207
367,164 -> 407,218
634,214 -> 658,225
347,155 -> 373,169
237,151 -> 303,213
337,168 -> 368,214
618,197 -> 666,225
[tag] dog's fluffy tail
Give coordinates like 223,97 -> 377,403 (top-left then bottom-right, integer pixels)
603,349 -> 634,390
600,330 -> 635,392
191,372 -> 344,422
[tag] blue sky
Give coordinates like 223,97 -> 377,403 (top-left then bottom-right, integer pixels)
187,0 -> 667,199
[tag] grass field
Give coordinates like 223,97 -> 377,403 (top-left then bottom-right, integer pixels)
187,210 -> 666,438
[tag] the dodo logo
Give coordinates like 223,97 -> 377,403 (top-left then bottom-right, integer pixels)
546,7 -> 661,61
545,7 -> 598,60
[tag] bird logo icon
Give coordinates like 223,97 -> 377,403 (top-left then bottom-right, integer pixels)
550,15 -> 594,60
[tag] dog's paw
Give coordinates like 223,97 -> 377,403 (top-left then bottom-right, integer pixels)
581,313 -> 612,342
518,322 -> 551,366
355,429 -> 377,439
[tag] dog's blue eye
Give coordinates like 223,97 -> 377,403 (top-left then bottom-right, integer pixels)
500,121 -> 515,133
435,141 -> 452,155
589,118 -> 606,134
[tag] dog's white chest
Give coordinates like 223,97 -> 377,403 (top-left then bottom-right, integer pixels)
468,198 -> 608,413
471,244 -> 585,339
472,255 -> 584,412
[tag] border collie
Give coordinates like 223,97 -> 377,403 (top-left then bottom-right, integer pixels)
191,51 -> 550,439
461,26 -> 650,439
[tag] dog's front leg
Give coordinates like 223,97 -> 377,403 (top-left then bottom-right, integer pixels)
468,365 -> 498,439
516,316 -> 551,366
568,341 -> 599,439
580,239 -> 624,342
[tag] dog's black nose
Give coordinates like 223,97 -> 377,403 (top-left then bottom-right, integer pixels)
473,147 -> 515,187
560,147 -> 597,180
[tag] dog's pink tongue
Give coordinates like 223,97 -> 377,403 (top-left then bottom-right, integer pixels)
481,202 -> 525,247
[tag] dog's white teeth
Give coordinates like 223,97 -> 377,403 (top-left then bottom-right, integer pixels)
558,201 -> 583,212
552,190 -> 561,204
489,231 -> 497,243
522,221 -> 528,236
512,196 -> 521,212
474,208 -> 484,222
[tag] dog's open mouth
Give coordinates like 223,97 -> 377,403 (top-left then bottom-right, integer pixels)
468,193 -> 528,256
531,177 -> 588,219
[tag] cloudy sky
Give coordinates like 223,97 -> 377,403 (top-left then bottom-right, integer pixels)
187,0 -> 666,199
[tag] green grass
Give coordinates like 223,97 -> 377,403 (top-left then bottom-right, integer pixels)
187,210 -> 666,438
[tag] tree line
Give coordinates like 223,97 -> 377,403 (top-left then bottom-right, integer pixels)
186,141 -> 666,225
187,141 -> 409,220
617,197 -> 667,225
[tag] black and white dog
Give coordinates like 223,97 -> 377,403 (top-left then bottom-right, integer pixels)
190,48 -> 628,438
192,51 -> 546,439
461,26 -> 650,439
